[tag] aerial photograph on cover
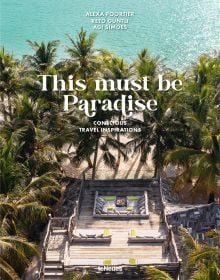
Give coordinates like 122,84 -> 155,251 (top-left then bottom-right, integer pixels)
0,0 -> 220,279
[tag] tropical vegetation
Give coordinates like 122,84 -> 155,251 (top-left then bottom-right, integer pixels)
0,29 -> 219,279
144,228 -> 220,279
178,227 -> 220,279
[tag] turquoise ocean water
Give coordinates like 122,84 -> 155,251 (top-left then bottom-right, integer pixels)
0,0 -> 219,69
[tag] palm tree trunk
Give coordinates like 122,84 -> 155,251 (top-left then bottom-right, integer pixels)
116,134 -> 121,169
212,135 -> 219,153
154,135 -> 161,179
153,165 -> 158,178
116,115 -> 122,169
140,146 -> 146,163
208,191 -> 215,203
68,143 -> 73,153
92,138 -> 99,179
87,157 -> 93,169
1,95 -> 7,121
7,95 -> 12,120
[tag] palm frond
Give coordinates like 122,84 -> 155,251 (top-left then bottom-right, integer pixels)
145,266 -> 173,280
178,227 -> 198,251
0,257 -> 20,280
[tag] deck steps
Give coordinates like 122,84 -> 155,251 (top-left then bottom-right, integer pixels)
46,251 -> 63,261
45,265 -> 63,269
44,261 -> 64,280
52,229 -> 68,234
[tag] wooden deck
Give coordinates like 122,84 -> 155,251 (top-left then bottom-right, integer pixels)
43,180 -> 181,279
65,183 -> 170,266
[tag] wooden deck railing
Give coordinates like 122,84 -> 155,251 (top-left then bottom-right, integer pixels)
68,202 -> 78,241
67,173 -> 86,240
64,240 -> 70,261
159,178 -> 181,263
37,214 -> 52,279
42,214 -> 52,261
50,217 -> 69,231
78,172 -> 85,215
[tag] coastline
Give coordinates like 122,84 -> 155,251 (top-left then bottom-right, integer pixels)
1,1 -> 219,70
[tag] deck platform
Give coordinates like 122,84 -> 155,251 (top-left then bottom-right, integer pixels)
43,180 -> 180,279
67,182 -> 169,265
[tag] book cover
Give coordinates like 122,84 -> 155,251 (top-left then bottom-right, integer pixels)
0,1 -> 219,280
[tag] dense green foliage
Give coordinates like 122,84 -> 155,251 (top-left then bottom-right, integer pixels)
179,228 -> 220,280
0,29 -> 219,279
144,228 -> 220,279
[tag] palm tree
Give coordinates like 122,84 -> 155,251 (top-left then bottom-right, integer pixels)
0,48 -> 21,120
163,53 -> 220,200
1,93 -> 70,177
191,54 -> 220,94
126,49 -> 159,171
134,48 -> 160,84
0,46 -> 63,278
72,110 -> 127,179
127,87 -> 187,178
0,137 -> 30,193
164,107 -> 220,201
126,50 -> 188,177
183,53 -> 220,149
66,28 -> 100,80
103,57 -> 133,168
0,172 -> 60,236
126,112 -> 151,164
24,40 -> 59,72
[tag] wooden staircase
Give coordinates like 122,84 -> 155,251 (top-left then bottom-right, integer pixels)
44,261 -> 63,280
43,221 -> 69,279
